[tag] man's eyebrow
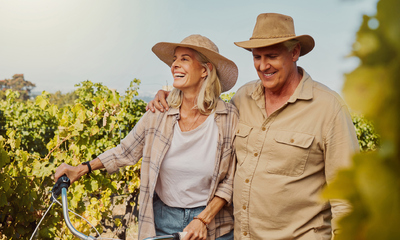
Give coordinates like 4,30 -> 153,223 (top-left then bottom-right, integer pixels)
252,53 -> 278,56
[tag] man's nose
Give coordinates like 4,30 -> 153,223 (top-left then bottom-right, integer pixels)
260,60 -> 271,71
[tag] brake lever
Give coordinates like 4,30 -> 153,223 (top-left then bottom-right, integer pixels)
51,174 -> 71,202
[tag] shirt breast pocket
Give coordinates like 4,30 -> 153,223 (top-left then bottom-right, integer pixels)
234,123 -> 253,166
266,131 -> 314,177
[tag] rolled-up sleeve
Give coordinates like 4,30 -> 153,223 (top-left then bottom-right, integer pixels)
214,104 -> 239,205
98,112 -> 148,174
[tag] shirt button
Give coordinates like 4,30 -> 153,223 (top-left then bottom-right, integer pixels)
237,130 -> 240,133
242,205 -> 246,210
254,153 -> 258,157
314,228 -> 318,232
290,139 -> 294,143
243,232 -> 247,236
262,127 -> 266,131
245,179 -> 249,183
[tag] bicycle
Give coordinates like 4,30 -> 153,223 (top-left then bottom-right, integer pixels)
29,174 -> 187,240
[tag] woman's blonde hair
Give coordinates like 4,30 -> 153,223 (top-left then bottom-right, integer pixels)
167,48 -> 222,115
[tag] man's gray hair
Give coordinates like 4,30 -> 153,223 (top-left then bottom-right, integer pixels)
283,39 -> 300,52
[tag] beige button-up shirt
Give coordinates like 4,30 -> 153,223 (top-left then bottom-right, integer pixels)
231,68 -> 359,240
98,99 -> 238,240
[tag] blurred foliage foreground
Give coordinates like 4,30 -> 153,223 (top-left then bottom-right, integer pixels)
0,79 -> 146,239
323,0 -> 400,239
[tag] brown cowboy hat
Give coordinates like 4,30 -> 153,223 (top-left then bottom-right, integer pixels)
152,34 -> 238,92
235,13 -> 315,56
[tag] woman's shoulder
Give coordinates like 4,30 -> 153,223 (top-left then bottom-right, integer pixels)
216,99 -> 239,118
139,107 -> 177,126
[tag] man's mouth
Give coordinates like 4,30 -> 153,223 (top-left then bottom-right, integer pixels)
263,72 -> 275,78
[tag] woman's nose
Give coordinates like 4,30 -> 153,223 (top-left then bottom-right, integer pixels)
171,60 -> 180,69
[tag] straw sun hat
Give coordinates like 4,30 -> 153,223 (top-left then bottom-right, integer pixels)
235,13 -> 315,56
152,34 -> 238,92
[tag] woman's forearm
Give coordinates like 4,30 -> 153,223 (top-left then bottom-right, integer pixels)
54,158 -> 105,183
79,158 -> 105,176
195,196 -> 227,225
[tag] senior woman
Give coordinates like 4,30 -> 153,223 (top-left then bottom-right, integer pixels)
54,34 -> 239,240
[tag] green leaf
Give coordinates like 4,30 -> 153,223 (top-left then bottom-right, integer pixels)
90,126 -> 100,136
91,180 -> 99,191
0,145 -> 9,168
2,176 -> 11,192
0,193 -> 7,207
35,95 -> 48,109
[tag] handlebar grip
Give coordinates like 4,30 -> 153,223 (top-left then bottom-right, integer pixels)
143,232 -> 187,240
51,174 -> 71,201
173,232 -> 187,239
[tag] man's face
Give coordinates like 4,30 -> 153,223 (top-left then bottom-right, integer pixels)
252,43 -> 300,93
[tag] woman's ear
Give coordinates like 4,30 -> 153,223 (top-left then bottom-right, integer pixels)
206,62 -> 213,72
201,63 -> 213,78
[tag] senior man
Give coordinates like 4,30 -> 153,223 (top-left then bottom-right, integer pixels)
147,13 -> 359,240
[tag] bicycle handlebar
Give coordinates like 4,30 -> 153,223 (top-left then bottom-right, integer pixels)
52,175 -> 186,240
52,174 -> 96,240
61,187 -> 96,239
51,174 -> 70,202
144,232 -> 187,240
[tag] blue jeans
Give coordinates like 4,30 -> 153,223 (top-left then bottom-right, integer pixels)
153,195 -> 233,240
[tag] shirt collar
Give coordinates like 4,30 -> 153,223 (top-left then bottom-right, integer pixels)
167,107 -> 180,116
288,67 -> 313,103
166,98 -> 228,117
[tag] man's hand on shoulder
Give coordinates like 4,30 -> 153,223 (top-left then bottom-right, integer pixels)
146,90 -> 170,112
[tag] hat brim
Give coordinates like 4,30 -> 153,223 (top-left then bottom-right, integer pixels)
152,42 -> 238,92
234,34 -> 315,56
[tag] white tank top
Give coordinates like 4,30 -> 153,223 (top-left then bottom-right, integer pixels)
155,112 -> 218,208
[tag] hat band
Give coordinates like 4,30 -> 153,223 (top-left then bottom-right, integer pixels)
250,34 -> 295,40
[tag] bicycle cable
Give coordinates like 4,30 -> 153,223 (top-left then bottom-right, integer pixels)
29,201 -> 54,240
52,192 -> 122,240
29,191 -> 122,240
51,192 -> 102,237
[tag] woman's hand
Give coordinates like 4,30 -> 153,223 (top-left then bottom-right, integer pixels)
182,218 -> 208,240
145,90 -> 170,112
54,163 -> 86,184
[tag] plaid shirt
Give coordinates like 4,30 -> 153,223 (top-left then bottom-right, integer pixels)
98,99 -> 239,240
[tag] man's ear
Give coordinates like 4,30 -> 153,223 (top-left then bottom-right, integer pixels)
292,43 -> 301,62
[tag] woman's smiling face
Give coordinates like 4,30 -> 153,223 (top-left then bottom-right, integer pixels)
170,47 -> 207,93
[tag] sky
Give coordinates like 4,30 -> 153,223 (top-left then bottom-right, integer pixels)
0,0 -> 379,99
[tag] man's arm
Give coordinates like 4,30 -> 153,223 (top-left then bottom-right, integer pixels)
325,105 -> 360,235
145,90 -> 170,112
